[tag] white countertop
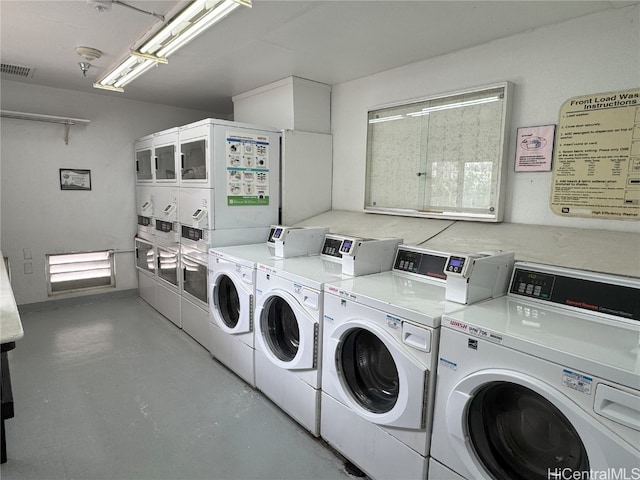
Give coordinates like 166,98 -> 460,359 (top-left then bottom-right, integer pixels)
1,252 -> 24,344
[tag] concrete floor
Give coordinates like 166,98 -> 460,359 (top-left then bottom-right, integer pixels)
1,293 -> 354,480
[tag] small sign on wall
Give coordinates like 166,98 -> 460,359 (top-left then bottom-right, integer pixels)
60,168 -> 91,190
514,125 -> 556,172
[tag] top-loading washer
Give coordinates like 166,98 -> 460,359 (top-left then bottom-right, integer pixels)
253,236 -> 404,437
430,262 -> 640,480
208,226 -> 329,386
321,246 -> 515,480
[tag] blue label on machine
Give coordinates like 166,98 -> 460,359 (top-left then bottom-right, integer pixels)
561,369 -> 593,394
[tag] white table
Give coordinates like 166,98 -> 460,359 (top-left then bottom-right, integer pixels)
0,252 -> 23,463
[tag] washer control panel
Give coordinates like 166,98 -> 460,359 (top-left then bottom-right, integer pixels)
445,255 -> 471,277
321,237 -> 344,258
339,238 -> 356,254
511,269 -> 555,299
509,263 -> 640,321
393,247 -> 448,280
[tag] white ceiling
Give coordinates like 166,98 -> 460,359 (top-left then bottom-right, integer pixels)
1,1 -> 635,114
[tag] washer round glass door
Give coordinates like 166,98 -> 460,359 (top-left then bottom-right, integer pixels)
262,296 -> 299,362
339,328 -> 399,414
467,382 -> 589,479
215,275 -> 240,329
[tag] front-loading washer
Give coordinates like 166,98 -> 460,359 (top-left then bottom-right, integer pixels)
321,246 -> 512,480
430,262 -> 640,480
208,226 -> 328,386
254,235 -> 402,437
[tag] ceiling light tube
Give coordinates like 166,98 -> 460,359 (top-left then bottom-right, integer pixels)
94,0 -> 250,92
113,59 -> 156,88
139,0 -> 207,54
98,56 -> 138,85
157,1 -> 240,57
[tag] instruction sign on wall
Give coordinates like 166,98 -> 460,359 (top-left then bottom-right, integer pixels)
550,88 -> 639,220
226,132 -> 270,206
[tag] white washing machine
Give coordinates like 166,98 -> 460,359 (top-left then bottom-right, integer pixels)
254,236 -> 403,437
320,247 -> 514,479
430,262 -> 640,480
208,226 -> 329,386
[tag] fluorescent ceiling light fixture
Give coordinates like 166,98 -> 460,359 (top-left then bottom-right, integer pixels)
94,0 -> 250,92
407,96 -> 501,117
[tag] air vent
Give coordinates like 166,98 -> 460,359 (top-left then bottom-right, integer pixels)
1,63 -> 35,78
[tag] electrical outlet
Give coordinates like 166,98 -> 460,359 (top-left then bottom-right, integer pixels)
24,262 -> 33,275
23,248 -> 32,259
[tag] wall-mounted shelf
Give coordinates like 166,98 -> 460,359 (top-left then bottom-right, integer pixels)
0,110 -> 90,144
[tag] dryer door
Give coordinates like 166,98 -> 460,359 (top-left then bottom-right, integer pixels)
255,289 -> 317,370
327,319 -> 428,429
210,268 -> 252,334
445,369 -> 639,480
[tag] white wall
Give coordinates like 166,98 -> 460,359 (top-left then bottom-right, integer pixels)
0,81 -> 218,305
331,5 -> 640,233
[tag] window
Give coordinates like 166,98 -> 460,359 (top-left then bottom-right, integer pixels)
365,83 -> 512,222
47,250 -> 115,295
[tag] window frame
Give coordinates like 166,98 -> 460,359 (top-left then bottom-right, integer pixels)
364,82 -> 513,222
46,250 -> 115,296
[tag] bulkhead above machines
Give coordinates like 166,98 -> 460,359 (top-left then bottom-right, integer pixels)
443,250 -> 515,304
271,226 -> 330,257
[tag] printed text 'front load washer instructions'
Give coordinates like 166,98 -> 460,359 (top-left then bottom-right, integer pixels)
226,132 -> 270,206
550,88 -> 640,220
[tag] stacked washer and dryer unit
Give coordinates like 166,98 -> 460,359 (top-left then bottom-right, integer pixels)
321,247 -> 516,479
134,119 -> 282,349
134,128 -> 182,327
430,262 -> 640,480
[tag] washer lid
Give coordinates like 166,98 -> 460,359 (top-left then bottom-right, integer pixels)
255,289 -> 318,370
325,271 -> 463,328
210,271 -> 252,334
328,319 -> 429,429
442,297 -> 640,390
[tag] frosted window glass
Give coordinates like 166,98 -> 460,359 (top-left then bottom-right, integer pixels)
365,83 -> 511,222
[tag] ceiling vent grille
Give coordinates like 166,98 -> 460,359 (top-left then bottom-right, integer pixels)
1,63 -> 35,78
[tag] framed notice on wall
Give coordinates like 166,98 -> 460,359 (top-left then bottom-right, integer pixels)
550,88 -> 640,220
60,168 -> 91,190
515,125 -> 555,172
